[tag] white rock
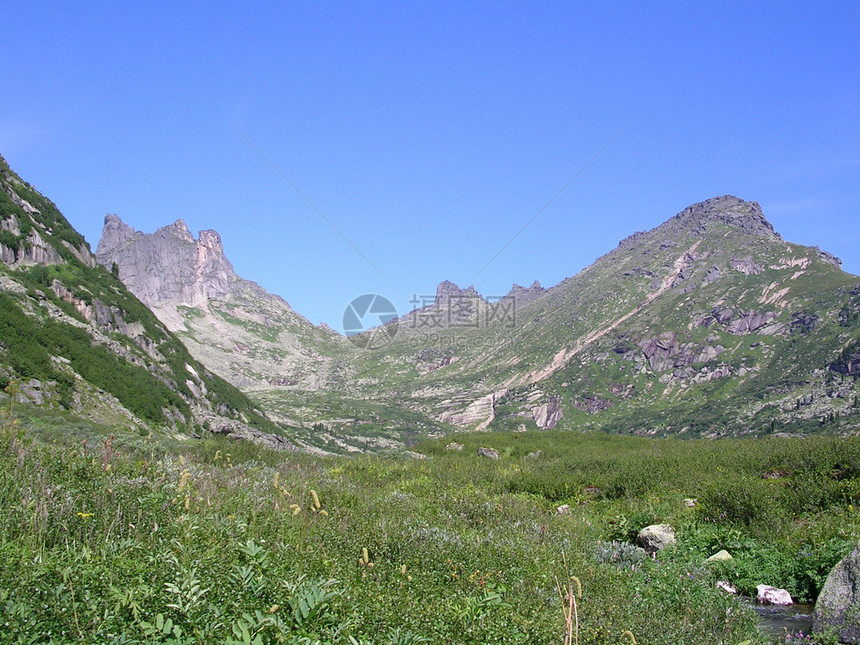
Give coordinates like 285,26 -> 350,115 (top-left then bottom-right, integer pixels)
757,585 -> 793,606
717,581 -> 738,594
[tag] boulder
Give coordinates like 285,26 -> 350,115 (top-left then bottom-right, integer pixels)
636,524 -> 676,554
525,450 -> 543,460
705,550 -> 733,563
445,442 -> 464,451
477,447 -> 499,460
717,581 -> 738,594
556,504 -> 571,515
813,540 -> 860,642
757,585 -> 793,606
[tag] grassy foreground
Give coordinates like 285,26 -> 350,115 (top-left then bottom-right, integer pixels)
1,412 -> 859,644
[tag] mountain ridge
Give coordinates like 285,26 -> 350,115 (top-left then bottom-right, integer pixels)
6,151 -> 860,454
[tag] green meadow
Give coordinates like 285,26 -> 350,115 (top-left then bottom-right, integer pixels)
2,407 -> 858,644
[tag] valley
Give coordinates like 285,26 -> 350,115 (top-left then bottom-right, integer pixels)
1,155 -> 859,643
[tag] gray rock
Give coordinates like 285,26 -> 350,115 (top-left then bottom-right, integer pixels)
726,310 -> 777,335
96,215 -> 239,308
16,379 -> 47,405
525,450 -> 543,459
556,504 -> 571,514
701,265 -> 723,286
730,256 -> 764,275
814,246 -> 842,269
501,280 -> 546,307
533,396 -> 562,429
670,196 -> 781,239
445,442 -> 464,451
813,540 -> 860,642
477,447 -> 499,460
636,524 -> 676,553
717,581 -> 738,594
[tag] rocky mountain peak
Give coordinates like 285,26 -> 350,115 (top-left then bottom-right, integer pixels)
95,215 -> 238,308
96,214 -> 137,255
434,281 -> 483,306
163,219 -> 195,243
503,280 -> 546,306
672,195 -> 781,239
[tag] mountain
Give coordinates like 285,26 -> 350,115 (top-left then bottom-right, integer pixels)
97,193 -> 860,444
6,152 -> 858,450
95,215 -> 350,392
0,154 -> 294,449
352,195 -> 860,437
93,214 -> 453,452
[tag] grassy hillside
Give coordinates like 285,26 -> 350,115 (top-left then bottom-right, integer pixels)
0,154 -> 286,439
2,410 -> 857,643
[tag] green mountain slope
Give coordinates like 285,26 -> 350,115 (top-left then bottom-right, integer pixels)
343,196 -> 860,436
17,151 -> 857,448
0,154 -> 293,448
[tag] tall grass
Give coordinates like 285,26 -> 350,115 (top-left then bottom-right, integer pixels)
2,420 -> 857,643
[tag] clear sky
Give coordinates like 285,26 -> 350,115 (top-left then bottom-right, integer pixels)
2,2 -> 858,330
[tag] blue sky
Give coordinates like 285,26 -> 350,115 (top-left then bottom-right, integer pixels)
3,2 -> 858,330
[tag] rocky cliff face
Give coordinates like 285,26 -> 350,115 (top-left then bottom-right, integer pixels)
96,215 -> 238,308
96,214 -> 349,391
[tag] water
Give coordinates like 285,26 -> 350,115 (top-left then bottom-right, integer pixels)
752,603 -> 815,640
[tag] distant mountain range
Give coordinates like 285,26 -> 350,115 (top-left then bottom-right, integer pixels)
2,154 -> 859,453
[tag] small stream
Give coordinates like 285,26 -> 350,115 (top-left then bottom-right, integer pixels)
752,602 -> 815,640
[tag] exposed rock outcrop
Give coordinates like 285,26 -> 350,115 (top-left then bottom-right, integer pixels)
502,280 -> 546,307
730,256 -> 764,275
638,332 -> 726,372
95,215 -> 238,308
533,396 -> 562,429
210,421 -> 296,451
670,195 -> 781,239
813,540 -> 860,642
814,246 -> 843,269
